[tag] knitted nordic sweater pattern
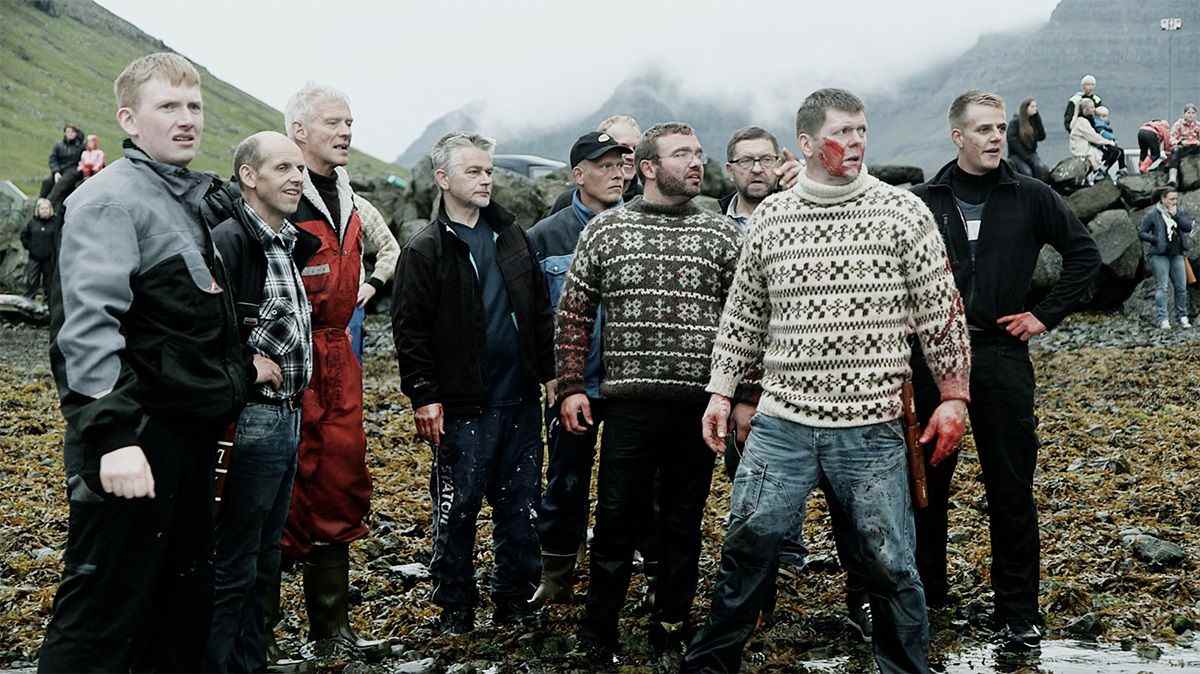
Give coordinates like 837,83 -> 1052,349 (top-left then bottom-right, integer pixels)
707,169 -> 971,427
555,196 -> 742,401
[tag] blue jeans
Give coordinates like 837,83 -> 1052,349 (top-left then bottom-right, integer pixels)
683,414 -> 929,674
1150,254 -> 1189,323
349,303 -> 365,363
207,403 -> 299,673
430,401 -> 543,608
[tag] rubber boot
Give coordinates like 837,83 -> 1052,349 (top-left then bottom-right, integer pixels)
301,544 -> 390,661
1169,167 -> 1179,187
262,569 -> 309,673
530,553 -> 577,606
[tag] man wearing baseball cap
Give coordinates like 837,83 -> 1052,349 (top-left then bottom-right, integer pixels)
527,131 -> 631,605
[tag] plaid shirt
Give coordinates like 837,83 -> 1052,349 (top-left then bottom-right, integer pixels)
243,202 -> 313,400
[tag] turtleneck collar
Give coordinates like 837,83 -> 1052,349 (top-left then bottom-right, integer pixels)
793,166 -> 878,205
626,195 -> 702,218
951,162 -> 1000,205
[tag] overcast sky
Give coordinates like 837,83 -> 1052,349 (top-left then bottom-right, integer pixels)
96,0 -> 1060,162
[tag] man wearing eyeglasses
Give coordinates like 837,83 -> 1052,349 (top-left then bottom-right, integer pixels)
527,132 -> 632,606
720,126 -> 789,233
555,122 -> 753,660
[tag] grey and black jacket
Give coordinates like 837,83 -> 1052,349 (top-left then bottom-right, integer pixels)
50,141 -> 253,478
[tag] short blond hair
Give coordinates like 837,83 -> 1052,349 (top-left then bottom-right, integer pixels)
948,90 -> 1005,130
114,52 -> 201,110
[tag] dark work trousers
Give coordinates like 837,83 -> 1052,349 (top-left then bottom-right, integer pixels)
1169,143 -> 1200,170
25,256 -> 52,300
537,398 -> 604,558
207,403 -> 300,673
1138,129 -> 1162,163
581,398 -> 714,645
46,167 -> 83,208
912,336 -> 1040,623
38,416 -> 219,673
429,401 -> 543,608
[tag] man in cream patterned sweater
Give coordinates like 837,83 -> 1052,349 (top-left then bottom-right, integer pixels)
682,89 -> 972,674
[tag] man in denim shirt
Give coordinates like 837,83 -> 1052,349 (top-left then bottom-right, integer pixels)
527,131 -> 631,604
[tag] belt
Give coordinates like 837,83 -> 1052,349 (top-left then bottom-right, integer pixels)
249,391 -> 303,410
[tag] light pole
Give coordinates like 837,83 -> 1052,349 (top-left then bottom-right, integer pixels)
1161,17 -> 1183,119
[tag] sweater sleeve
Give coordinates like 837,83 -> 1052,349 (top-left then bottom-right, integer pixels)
1031,189 -> 1101,330
554,223 -> 603,399
353,194 -> 400,289
707,222 -> 771,398
898,201 -> 971,400
1073,118 -> 1111,146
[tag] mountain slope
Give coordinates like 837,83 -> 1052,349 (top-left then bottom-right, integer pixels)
397,0 -> 1200,176
0,0 -> 398,196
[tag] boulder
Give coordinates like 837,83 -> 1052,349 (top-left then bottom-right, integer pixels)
0,294 -> 49,326
1031,245 -> 1062,290
1180,153 -> 1200,192
701,158 -> 734,200
1182,187 -> 1200,216
397,219 -> 430,247
0,182 -> 32,294
1066,181 -> 1121,223
1121,274 -> 1200,324
1117,170 -> 1169,208
492,168 -> 548,229
694,195 -> 721,214
871,165 -> 925,187
1087,210 -> 1140,278
534,167 -> 573,211
1123,533 -> 1186,568
1050,156 -> 1090,194
408,155 -> 438,219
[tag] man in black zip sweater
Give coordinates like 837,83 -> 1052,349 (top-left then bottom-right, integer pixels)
910,90 -> 1100,651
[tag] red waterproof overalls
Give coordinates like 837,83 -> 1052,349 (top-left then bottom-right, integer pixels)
281,196 -> 372,559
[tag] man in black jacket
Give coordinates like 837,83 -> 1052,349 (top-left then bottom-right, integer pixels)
392,132 -> 555,635
207,131 -> 321,673
910,90 -> 1100,651
40,123 -> 85,205
39,52 -> 268,673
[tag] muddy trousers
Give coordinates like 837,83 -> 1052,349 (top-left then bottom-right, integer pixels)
913,338 -> 1040,624
581,399 -> 713,644
38,417 -> 218,673
683,414 -> 929,674
429,401 -> 543,609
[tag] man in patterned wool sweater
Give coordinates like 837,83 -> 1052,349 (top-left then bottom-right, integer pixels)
681,89 -> 973,674
555,122 -> 752,658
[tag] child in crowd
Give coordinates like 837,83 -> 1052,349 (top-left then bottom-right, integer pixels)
78,134 -> 105,177
1094,106 -> 1116,141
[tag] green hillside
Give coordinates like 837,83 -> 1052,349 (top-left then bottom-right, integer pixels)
0,0 -> 399,197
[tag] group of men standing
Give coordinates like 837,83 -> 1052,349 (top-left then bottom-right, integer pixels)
37,50 -> 1101,674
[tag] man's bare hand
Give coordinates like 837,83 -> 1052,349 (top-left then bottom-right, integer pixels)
100,445 -> 155,499
253,354 -> 283,389
775,148 -> 802,190
356,283 -> 377,307
415,402 -> 445,446
731,402 -> 756,448
560,393 -> 593,434
919,399 -> 968,466
544,378 -> 558,409
997,312 -> 1047,341
701,394 -> 733,454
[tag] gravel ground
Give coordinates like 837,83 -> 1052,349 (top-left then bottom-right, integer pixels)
2,314 -> 1198,673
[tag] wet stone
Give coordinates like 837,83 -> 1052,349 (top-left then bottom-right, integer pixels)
390,657 -> 436,674
1123,534 -> 1186,568
1063,612 -> 1103,639
1136,642 -> 1164,660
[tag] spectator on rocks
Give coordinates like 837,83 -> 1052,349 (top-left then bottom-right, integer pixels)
275,83 -> 388,660
39,52 -> 260,673
911,90 -> 1099,653
1007,98 -> 1048,181
556,122 -> 748,660
78,134 -> 106,178
1063,74 -> 1102,132
683,88 -> 972,674
20,198 -> 56,300
207,131 -> 317,673
40,123 -> 85,204
550,115 -> 643,213
1139,187 -> 1195,329
392,132 -> 555,635
1093,106 -> 1116,141
347,192 -> 399,363
527,131 -> 633,607
1167,103 -> 1200,187
1138,119 -> 1173,173
1070,98 -> 1124,180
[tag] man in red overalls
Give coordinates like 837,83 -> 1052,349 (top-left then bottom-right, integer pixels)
270,83 -> 386,662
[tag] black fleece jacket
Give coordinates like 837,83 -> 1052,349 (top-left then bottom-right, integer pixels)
911,159 -> 1100,339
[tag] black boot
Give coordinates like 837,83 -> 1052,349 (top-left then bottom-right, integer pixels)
262,568 -> 309,673
301,544 -> 391,661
